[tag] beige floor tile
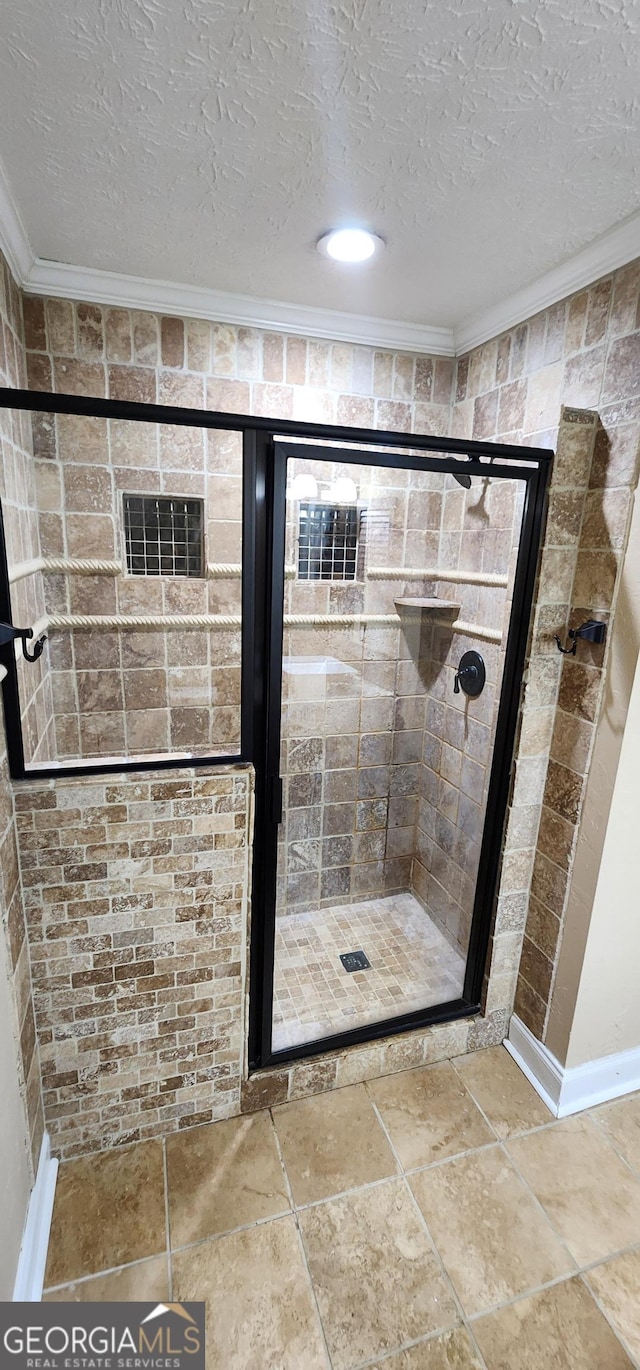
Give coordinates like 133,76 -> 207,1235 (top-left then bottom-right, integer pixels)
172,1214 -> 328,1369
410,1145 -> 573,1316
45,1140 -> 166,1288
299,1179 -> 459,1370
454,1045 -> 553,1139
369,1327 -> 485,1368
585,1249 -> 640,1361
272,1083 -> 397,1205
592,1092 -> 640,1172
166,1111 -> 290,1247
473,1275 -> 634,1369
368,1061 -> 495,1170
508,1115 -> 640,1266
45,1256 -> 169,1302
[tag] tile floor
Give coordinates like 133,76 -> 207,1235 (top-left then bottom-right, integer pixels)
272,892 -> 466,1050
43,1045 -> 640,1368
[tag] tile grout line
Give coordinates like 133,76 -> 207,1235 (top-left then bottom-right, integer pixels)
580,1109 -> 640,1185
268,1108 -> 335,1370
588,1106 -> 640,1181
504,1116 -> 640,1274
452,1054 -> 640,1160
161,1137 -> 173,1301
44,1249 -> 171,1296
367,1096 -> 490,1370
51,1056 -> 638,1166
496,1136 -> 579,1274
367,1088 -> 638,1353
579,1267 -> 640,1370
44,1212 -> 640,1303
157,1207 -> 294,1259
270,1169 -> 404,1216
44,1076 -> 640,1321
449,1050 -> 557,1140
350,1325 -> 485,1370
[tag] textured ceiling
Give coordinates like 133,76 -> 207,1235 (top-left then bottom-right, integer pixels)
0,0 -> 639,328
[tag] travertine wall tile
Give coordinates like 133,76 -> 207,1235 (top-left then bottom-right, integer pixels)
0,253 -> 46,1169
3,254 -> 639,1144
15,765 -> 252,1158
456,265 -> 640,1042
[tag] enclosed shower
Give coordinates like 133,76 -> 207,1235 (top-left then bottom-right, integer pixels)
258,438 -> 545,1060
0,388 -> 550,1074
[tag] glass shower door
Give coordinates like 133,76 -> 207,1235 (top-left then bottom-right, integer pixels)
267,442 -> 528,1056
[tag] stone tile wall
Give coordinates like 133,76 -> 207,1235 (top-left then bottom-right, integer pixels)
412,476 -> 524,955
2,294 -> 54,765
1,259 -> 638,1158
15,765 -> 252,1158
277,454 -> 520,951
19,405 -> 243,761
278,456 -> 443,915
22,297 -> 454,764
453,262 -> 640,1045
0,253 -> 45,1171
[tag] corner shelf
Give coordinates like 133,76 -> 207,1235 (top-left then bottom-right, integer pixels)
394,597 -> 461,614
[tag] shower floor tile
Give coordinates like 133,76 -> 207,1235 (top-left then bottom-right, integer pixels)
272,892 -> 465,1052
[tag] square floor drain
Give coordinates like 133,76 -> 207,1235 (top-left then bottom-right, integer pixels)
340,950 -> 371,973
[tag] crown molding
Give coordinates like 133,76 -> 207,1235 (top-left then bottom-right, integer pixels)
0,157 -> 34,285
454,208 -> 640,354
2,146 -> 639,360
24,258 -> 456,356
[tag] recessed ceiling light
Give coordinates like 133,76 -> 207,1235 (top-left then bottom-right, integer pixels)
317,228 -> 384,263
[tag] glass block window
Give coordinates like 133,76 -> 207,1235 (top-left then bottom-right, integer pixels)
124,494 -> 204,577
298,502 -> 361,581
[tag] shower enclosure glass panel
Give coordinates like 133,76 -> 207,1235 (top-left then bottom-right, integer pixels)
270,448 -> 526,1054
0,406 -> 243,770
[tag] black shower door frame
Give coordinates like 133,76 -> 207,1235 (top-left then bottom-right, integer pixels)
0,386 -> 551,1071
249,436 -> 551,1069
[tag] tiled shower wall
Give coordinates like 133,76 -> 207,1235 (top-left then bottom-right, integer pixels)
278,455 -> 522,961
0,257 -> 636,1156
0,253 -> 45,1169
32,414 -> 243,762
453,263 -> 640,1042
412,478 -> 523,954
21,296 -> 454,763
278,456 -> 445,917
15,765 -> 252,1158
2,304 -> 54,766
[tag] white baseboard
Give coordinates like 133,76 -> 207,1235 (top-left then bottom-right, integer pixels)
505,1016 -> 562,1115
13,1134 -> 58,1301
506,1015 -> 640,1118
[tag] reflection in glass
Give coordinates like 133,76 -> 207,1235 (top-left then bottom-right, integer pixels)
272,454 -> 525,1051
4,410 -> 242,767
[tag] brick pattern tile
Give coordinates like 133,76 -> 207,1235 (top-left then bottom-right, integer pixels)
15,767 -> 252,1158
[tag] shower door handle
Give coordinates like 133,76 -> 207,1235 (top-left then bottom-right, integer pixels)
269,776 -> 283,824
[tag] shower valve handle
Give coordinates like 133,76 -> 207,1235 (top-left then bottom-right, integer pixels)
454,664 -> 477,694
453,650 -> 486,698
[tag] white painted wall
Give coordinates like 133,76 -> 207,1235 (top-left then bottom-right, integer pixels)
566,628 -> 640,1068
0,935 -> 32,1298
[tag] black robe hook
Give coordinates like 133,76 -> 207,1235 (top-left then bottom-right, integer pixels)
554,619 -> 607,656
0,621 -> 47,663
